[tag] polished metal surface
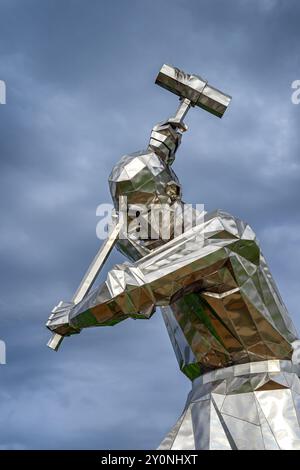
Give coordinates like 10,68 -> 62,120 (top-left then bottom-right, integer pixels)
158,360 -> 300,450
155,64 -> 231,118
46,65 -> 300,450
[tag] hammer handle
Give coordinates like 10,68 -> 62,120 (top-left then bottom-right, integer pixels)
168,98 -> 192,131
47,220 -> 121,351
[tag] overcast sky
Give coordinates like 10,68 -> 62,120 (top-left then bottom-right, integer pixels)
0,0 -> 300,449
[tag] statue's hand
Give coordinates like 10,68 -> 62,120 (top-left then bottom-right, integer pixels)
149,121 -> 182,166
46,301 -> 80,337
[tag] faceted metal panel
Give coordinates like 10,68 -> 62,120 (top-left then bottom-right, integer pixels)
155,64 -> 231,118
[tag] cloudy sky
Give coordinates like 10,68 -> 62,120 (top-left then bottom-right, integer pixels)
0,0 -> 300,449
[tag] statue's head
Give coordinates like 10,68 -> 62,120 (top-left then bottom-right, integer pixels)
108,150 -> 181,211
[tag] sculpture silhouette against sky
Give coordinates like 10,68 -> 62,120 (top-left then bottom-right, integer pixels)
46,65 -> 300,450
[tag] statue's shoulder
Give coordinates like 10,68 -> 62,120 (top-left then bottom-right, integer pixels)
204,209 -> 256,241
204,208 -> 240,223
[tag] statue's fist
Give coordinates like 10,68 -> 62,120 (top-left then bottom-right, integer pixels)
148,122 -> 182,165
46,301 -> 80,336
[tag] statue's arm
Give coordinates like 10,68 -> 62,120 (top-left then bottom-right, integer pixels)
48,211 -> 259,336
46,263 -> 156,336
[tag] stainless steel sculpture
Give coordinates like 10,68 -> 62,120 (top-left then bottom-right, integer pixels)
46,65 -> 300,450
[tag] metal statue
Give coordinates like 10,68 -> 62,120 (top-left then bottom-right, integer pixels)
46,65 -> 300,450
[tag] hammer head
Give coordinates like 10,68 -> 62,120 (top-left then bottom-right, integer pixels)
155,64 -> 231,118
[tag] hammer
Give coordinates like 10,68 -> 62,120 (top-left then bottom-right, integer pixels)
155,64 -> 231,130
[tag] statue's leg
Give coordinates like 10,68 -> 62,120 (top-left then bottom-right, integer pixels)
157,360 -> 300,450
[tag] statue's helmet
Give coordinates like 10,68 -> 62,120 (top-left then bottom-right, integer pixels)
109,150 -> 181,211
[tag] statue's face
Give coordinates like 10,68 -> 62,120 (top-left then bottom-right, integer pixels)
109,150 -> 181,211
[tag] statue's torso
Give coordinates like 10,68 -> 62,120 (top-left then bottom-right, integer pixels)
117,209 -> 298,380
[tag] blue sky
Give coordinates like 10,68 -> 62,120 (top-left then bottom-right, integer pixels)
0,0 -> 300,449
